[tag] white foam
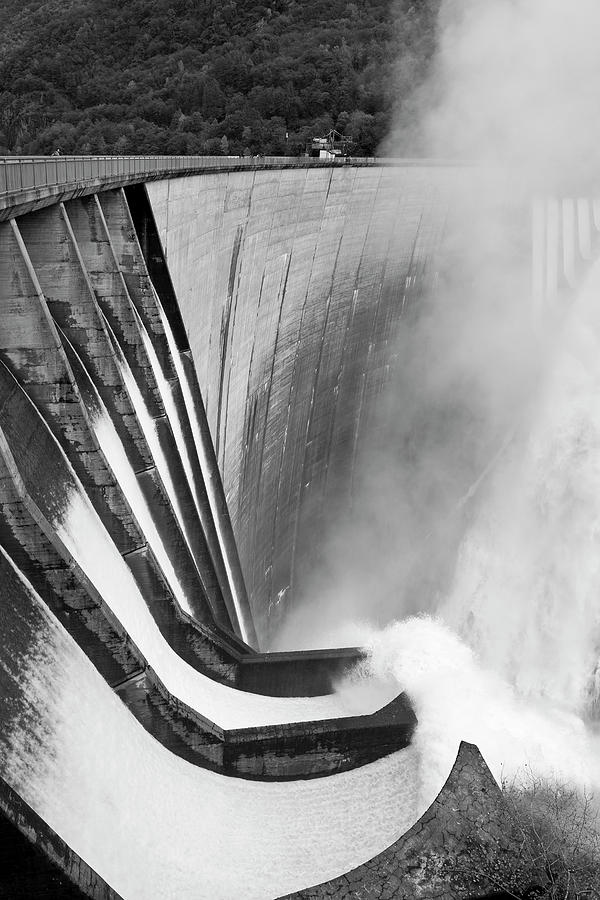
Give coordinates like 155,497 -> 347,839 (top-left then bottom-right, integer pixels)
54,478 -> 392,728
364,617 -> 600,797
356,260 -> 600,797
103,315 -> 195,565
3,563 -> 427,900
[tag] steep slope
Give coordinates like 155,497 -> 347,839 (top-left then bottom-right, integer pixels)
0,0 -> 439,156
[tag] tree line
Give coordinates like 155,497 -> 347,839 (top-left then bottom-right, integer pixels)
0,0 -> 439,156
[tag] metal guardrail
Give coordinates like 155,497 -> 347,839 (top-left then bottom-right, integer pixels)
0,155 -> 472,221
0,155 -> 381,202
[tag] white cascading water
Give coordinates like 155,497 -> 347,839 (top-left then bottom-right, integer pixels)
132,305 -> 202,523
54,476 -> 396,728
92,405 -> 195,616
100,313 -> 195,564
59,335 -> 195,617
354,255 -> 600,799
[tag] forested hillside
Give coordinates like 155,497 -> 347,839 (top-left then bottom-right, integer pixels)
0,0 -> 438,156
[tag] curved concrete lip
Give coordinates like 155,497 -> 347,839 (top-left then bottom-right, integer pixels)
278,741 -> 506,899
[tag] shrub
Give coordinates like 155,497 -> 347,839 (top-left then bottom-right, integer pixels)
463,771 -> 600,899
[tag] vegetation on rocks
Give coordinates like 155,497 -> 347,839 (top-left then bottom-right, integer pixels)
460,773 -> 600,899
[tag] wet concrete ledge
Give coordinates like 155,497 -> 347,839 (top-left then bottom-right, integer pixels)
0,776 -> 122,900
237,647 -> 365,695
0,544 -> 415,782
225,692 -> 416,780
280,742 -> 532,899
117,670 -> 416,780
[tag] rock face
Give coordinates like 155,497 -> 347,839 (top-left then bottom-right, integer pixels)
282,741 -> 529,900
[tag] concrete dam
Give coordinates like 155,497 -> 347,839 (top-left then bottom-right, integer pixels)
0,156 -> 591,898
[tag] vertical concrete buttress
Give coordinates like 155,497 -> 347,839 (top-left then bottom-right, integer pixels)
0,201 -> 257,641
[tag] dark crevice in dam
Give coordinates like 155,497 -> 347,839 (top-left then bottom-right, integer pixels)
0,775 -> 122,900
125,181 -> 257,647
124,183 -> 191,353
215,224 -> 244,459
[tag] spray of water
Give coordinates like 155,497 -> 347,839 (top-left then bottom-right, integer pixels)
276,0 -> 600,800
334,257 -> 600,795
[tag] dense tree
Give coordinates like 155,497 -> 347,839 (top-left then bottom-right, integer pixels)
0,0 -> 440,156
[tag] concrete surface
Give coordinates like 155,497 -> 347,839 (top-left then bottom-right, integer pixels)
148,164 -> 461,643
0,161 -> 522,899
281,741 -> 533,900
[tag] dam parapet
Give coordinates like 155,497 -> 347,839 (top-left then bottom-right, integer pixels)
0,168 -> 419,785
0,154 -> 385,222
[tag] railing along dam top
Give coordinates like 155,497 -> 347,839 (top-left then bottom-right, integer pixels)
0,154 -> 466,220
0,154 -> 371,218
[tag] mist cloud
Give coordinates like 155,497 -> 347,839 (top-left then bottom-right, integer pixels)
418,0 -> 600,192
274,0 -> 600,665
269,0 -> 600,809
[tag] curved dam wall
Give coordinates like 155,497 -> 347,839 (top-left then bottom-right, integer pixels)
148,164 -> 462,643
0,157 -> 546,898
0,161 -> 431,900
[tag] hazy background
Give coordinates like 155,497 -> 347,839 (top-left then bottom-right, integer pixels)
388,0 -> 600,194
274,0 -> 600,793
